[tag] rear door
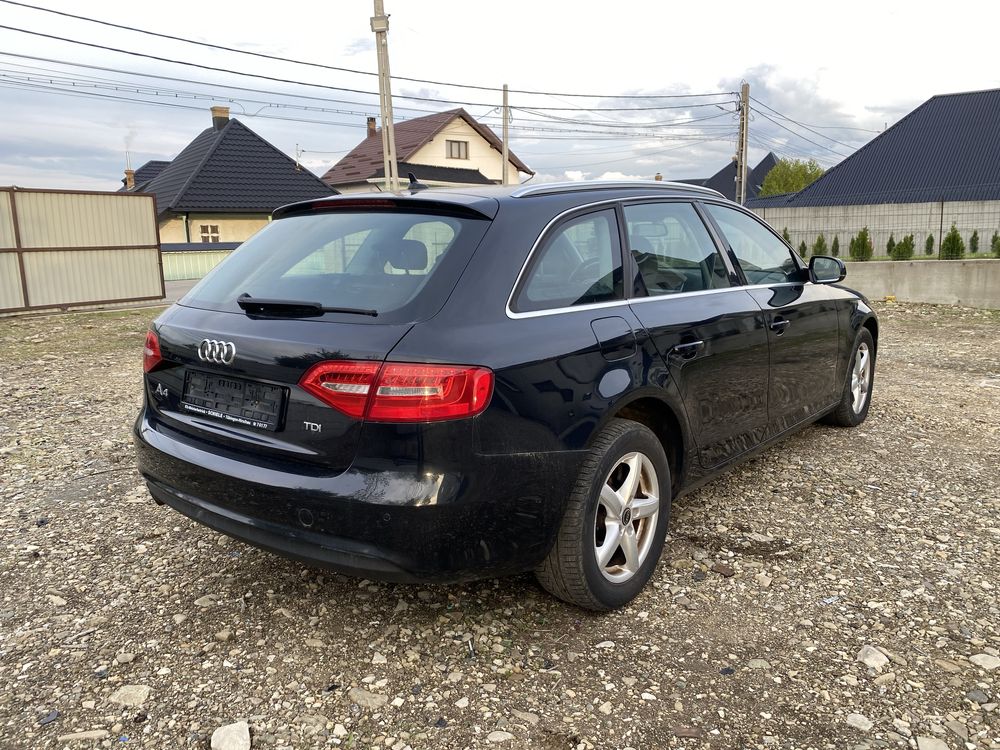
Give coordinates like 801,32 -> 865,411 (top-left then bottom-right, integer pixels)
623,200 -> 770,468
702,203 -> 841,435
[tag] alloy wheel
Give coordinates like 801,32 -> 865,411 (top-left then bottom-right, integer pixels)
594,452 -> 660,583
851,341 -> 871,414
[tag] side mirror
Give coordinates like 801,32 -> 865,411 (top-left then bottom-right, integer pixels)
809,255 -> 846,284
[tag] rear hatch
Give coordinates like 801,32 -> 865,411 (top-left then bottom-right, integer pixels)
144,195 -> 496,473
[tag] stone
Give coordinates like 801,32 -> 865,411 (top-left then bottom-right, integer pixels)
755,573 -> 773,587
211,720 -> 251,750
194,595 -> 215,607
846,713 -> 873,732
970,653 -> 1000,671
333,724 -> 348,738
47,594 -> 67,607
945,720 -> 968,741
215,630 -> 231,642
711,562 -> 735,577
304,638 -> 324,648
857,645 -> 890,672
748,659 -> 771,670
447,671 -> 463,683
172,614 -> 187,625
915,737 -> 949,750
115,653 -> 135,664
487,731 -> 515,743
348,687 -> 388,709
512,710 -> 539,725
674,726 -> 705,739
640,692 -> 656,701
966,689 -> 989,704
454,696 -> 468,708
57,730 -> 110,742
108,684 -> 150,707
595,641 -> 615,649
598,702 -> 613,715
372,652 -> 387,664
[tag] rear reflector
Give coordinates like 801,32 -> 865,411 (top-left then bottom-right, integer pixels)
299,360 -> 493,423
143,330 -> 163,373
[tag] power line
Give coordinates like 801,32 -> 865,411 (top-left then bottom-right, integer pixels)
0,22 -> 734,112
750,97 -> 865,150
752,109 -> 850,159
748,97 -> 880,135
0,0 -> 733,101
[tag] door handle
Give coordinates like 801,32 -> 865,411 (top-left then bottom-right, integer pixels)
670,340 -> 704,360
770,318 -> 791,334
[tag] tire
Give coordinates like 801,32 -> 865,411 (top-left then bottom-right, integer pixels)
824,328 -> 876,427
536,418 -> 671,611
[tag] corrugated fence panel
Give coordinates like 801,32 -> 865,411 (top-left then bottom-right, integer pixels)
0,253 -> 24,309
15,192 -> 157,248
0,191 -> 15,248
22,249 -> 162,306
161,250 -> 233,280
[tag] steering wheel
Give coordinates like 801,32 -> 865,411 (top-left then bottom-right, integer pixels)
569,257 -> 603,283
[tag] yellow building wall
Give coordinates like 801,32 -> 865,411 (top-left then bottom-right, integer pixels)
407,117 -> 523,184
159,213 -> 269,243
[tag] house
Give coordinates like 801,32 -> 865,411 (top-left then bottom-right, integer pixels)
746,89 -> 1000,254
322,109 -> 533,192
122,107 -> 334,244
678,152 -> 778,203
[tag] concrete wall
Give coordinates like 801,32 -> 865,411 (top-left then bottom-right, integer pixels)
159,213 -> 270,243
843,258 -> 1000,309
753,200 -> 1000,256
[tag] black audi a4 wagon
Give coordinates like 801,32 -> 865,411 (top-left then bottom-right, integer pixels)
134,179 -> 877,610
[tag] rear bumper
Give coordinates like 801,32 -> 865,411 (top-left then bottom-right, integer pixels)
133,409 -> 583,583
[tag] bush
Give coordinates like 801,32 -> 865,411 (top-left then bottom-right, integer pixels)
940,224 -> 965,259
831,236 -> 840,257
992,231 -> 1000,258
812,233 -> 828,256
849,227 -> 873,261
782,227 -> 791,245
970,230 -> 979,254
886,233 -> 896,256
925,234 -> 935,255
798,240 -> 808,258
890,234 -> 915,261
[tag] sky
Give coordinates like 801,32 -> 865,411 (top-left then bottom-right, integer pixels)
1,0 -> 999,191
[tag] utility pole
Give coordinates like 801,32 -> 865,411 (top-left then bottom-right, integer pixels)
735,81 -> 750,205
371,0 -> 399,191
501,84 -> 509,185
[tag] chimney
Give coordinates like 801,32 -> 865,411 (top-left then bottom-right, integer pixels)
654,172 -> 663,182
367,116 -> 377,138
124,169 -> 136,190
211,106 -> 230,131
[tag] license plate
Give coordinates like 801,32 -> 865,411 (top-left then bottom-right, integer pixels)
181,370 -> 286,431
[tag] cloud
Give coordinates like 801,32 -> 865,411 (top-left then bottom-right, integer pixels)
564,170 -> 588,181
344,38 -> 375,56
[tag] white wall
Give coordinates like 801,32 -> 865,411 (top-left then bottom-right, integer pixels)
408,116 -> 522,184
753,200 -> 1000,256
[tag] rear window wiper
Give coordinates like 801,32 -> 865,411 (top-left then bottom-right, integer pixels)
237,293 -> 378,317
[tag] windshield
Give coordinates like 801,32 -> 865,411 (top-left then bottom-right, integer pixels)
182,210 -> 490,322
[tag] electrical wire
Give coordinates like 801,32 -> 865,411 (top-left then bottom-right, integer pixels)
750,97 -> 864,150
752,109 -> 850,159
0,0 -> 734,100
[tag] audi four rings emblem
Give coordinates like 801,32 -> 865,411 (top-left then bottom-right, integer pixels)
198,339 -> 237,365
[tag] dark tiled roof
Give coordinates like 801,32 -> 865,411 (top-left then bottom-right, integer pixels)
375,161 -> 493,185
321,109 -> 532,186
745,192 -> 797,209
142,119 -> 333,216
679,152 -> 777,202
781,89 -> 1000,206
134,160 -> 170,188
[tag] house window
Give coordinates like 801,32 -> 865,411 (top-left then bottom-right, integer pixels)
446,140 -> 469,159
200,224 -> 220,243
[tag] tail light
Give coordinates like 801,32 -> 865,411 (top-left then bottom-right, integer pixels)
300,361 -> 493,422
143,330 -> 163,373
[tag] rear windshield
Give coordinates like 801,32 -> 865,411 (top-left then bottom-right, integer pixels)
181,210 -> 490,322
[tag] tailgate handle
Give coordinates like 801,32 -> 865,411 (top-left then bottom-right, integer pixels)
670,340 -> 704,360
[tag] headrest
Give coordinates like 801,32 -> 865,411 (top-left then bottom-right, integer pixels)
381,239 -> 428,271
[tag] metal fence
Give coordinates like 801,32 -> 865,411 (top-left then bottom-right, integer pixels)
0,187 -> 164,314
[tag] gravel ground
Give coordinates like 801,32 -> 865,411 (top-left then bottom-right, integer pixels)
0,302 -> 998,750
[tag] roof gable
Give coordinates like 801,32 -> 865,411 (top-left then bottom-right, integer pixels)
142,119 -> 333,215
784,88 -> 1000,206
321,108 -> 532,186
696,152 -> 778,202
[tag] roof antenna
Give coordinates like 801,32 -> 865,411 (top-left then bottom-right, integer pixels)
406,172 -> 428,192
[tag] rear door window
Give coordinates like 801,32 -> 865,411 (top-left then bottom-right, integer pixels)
624,202 -> 730,295
182,210 -> 489,323
513,209 -> 623,313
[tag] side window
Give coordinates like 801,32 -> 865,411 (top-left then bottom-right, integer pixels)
705,204 -> 801,284
514,209 -> 623,312
624,202 -> 730,295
